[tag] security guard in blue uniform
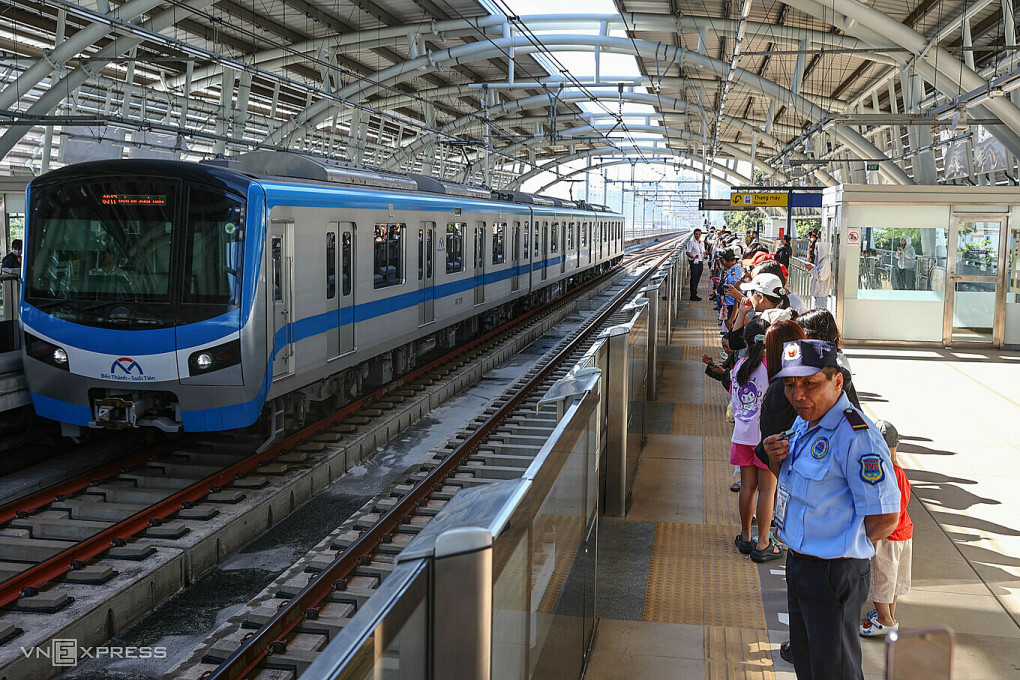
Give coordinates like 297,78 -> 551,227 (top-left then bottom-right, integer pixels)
763,340 -> 900,680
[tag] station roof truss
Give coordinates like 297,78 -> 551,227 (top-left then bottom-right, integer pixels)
1,0 -> 1020,190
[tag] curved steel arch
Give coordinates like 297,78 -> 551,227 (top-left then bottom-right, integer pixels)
505,146 -> 752,190
785,0 -> 1020,158
0,0 -> 219,160
472,125 -> 791,187
533,158 -> 742,194
265,34 -> 909,183
392,90 -> 837,186
170,13 -> 897,94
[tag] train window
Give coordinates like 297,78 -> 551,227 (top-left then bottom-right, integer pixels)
533,223 -> 540,257
567,223 -> 574,250
272,237 -> 283,302
491,223 -> 506,265
522,222 -> 529,259
446,223 -> 465,274
184,187 -> 244,306
373,223 -> 403,289
580,222 -> 587,247
342,230 -> 353,296
326,232 -> 336,299
550,223 -> 559,253
512,222 -> 520,262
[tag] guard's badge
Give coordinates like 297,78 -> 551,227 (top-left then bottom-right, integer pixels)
843,408 -> 869,431
859,454 -> 884,485
811,437 -> 830,459
784,344 -> 801,362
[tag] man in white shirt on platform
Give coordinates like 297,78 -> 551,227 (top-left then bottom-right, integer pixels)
686,228 -> 705,301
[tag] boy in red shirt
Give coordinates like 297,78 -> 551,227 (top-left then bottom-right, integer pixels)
860,420 -> 913,636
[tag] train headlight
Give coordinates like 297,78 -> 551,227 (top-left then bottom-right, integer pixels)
25,333 -> 70,372
188,339 -> 241,376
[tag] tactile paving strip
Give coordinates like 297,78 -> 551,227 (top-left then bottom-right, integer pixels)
672,403 -> 730,438
705,627 -> 776,680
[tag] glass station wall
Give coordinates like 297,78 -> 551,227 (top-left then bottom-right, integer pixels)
842,204 -> 950,342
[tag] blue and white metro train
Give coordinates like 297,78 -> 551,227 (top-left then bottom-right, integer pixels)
20,152 -> 625,436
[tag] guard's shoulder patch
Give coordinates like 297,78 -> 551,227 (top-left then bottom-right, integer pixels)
843,408 -> 869,431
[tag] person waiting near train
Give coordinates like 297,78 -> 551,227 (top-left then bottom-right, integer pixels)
719,248 -> 743,329
806,241 -> 832,310
730,317 -> 784,562
686,228 -> 705,301
763,340 -> 901,680
774,234 -> 792,269
725,273 -> 792,347
796,309 -> 861,409
754,259 -> 807,314
860,420 -> 913,638
1,238 -> 21,273
894,237 -> 916,290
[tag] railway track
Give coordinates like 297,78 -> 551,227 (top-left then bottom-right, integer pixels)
166,242 -> 680,680
0,240 -> 678,679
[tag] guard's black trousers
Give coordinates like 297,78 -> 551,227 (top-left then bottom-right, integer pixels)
689,261 -> 703,298
787,552 -> 870,680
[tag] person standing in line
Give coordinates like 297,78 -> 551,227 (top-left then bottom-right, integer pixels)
895,237 -> 916,290
807,241 -> 832,310
730,317 -> 783,562
686,228 -> 705,301
763,340 -> 900,680
775,234 -> 792,269
719,249 -> 743,329
860,420 -> 913,637
1,238 -> 21,272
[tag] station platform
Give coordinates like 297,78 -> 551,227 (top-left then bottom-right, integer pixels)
584,296 -> 1020,680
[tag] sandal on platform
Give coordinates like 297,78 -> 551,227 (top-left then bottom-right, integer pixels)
734,534 -> 754,555
750,540 -> 784,563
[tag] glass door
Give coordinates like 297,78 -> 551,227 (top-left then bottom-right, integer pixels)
945,216 -> 1007,345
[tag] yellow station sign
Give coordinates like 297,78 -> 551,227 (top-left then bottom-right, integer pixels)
730,192 -> 788,208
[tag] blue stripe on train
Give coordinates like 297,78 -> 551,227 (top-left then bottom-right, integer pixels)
22,256 -> 566,356
28,253 -> 582,431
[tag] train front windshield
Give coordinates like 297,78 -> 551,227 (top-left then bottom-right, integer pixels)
26,178 -> 244,328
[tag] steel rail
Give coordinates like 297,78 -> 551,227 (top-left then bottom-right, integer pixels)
0,252 -> 640,610
0,442 -> 176,525
206,243 -> 679,680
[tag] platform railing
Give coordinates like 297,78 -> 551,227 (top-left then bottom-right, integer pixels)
301,246 -> 689,680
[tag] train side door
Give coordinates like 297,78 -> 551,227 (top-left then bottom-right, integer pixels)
270,220 -> 294,379
418,222 -> 435,325
561,222 -> 569,273
511,222 -> 521,292
339,224 -> 356,354
474,222 -> 485,305
541,222 -> 548,281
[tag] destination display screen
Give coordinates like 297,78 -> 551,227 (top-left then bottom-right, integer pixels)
100,194 -> 168,206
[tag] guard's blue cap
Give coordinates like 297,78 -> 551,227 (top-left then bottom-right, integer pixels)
773,339 -> 838,378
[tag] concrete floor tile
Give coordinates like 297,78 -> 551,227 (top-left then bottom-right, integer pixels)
592,618 -> 704,659
584,650 -> 704,679
639,434 -> 704,460
893,591 -> 1020,638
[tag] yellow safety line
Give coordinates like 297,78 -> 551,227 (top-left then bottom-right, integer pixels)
643,296 -> 775,680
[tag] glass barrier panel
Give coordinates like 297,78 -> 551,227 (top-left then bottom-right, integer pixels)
491,383 -> 601,680
627,305 -> 648,508
842,226 -> 949,342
